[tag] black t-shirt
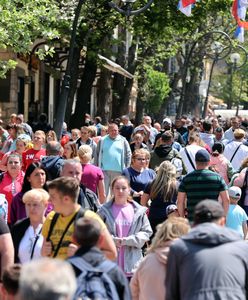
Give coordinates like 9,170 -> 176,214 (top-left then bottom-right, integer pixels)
144,182 -> 177,220
0,218 -> 9,234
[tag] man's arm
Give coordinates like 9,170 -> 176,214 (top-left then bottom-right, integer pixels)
177,192 -> 186,217
219,190 -> 229,216
0,233 -> 14,279
166,244 -> 180,300
97,227 -> 117,260
242,221 -> 247,239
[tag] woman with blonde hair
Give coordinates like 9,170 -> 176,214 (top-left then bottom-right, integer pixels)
11,189 -> 49,263
78,144 -> 106,203
122,149 -> 155,203
141,160 -> 178,234
45,130 -> 57,143
130,217 -> 190,300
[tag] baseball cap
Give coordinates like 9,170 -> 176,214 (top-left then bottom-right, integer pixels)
195,149 -> 210,162
166,204 -> 178,216
228,186 -> 242,199
194,200 -> 224,224
163,118 -> 172,126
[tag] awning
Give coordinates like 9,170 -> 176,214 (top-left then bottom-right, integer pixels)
98,55 -> 134,79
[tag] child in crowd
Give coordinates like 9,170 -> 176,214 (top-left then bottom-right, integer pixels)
166,204 -> 180,219
226,186 -> 248,239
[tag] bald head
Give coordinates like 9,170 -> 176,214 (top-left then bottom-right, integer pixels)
46,141 -> 63,156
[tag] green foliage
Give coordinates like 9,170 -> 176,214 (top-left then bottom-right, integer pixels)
144,65 -> 171,113
0,0 -> 60,76
0,60 -> 17,78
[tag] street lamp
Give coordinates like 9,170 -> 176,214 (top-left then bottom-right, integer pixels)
227,45 -> 248,115
109,0 -> 154,16
53,0 -> 154,138
202,35 -> 232,118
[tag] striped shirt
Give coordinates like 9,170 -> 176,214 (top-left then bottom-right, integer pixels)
179,169 -> 227,221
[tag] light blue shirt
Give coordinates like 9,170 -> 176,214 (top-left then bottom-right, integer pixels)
226,204 -> 248,238
101,136 -> 123,172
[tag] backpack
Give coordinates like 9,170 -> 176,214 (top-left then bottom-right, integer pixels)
68,256 -> 120,300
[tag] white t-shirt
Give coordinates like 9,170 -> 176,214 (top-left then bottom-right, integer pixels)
223,141 -> 248,171
18,224 -> 43,264
180,145 -> 204,173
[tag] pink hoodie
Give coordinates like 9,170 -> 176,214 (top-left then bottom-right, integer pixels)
130,241 -> 171,300
209,154 -> 230,184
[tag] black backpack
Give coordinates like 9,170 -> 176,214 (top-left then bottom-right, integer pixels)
68,256 -> 120,300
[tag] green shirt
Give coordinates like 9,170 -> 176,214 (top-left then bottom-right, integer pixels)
179,169 -> 227,221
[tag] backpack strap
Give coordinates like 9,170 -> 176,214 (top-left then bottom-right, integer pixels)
243,168 -> 248,189
46,213 -> 60,242
184,147 -> 195,170
230,144 -> 242,163
47,208 -> 85,258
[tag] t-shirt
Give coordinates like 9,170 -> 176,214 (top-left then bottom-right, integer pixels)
144,182 -> 176,220
178,169 -> 227,221
22,148 -> 46,171
42,208 -> 106,259
226,204 -> 248,238
122,167 -> 156,195
112,202 -> 134,275
18,224 -> 43,263
81,164 -> 104,193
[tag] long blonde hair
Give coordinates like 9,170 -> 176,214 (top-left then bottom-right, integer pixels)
148,217 -> 190,253
150,161 -> 177,201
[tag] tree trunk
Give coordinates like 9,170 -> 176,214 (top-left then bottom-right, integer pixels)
96,67 -> 112,124
118,43 -> 137,116
69,53 -> 97,129
65,46 -> 81,125
112,26 -> 126,119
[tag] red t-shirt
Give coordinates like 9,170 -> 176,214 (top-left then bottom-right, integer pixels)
0,171 -> 24,223
22,148 -> 46,171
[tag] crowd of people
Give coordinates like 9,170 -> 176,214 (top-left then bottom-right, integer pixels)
1,112 -> 248,299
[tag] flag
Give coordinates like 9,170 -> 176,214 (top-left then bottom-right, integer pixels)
232,0 -> 248,30
234,26 -> 245,42
178,0 -> 193,16
182,0 -> 196,7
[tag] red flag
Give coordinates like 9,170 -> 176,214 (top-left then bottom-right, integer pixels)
182,0 -> 196,7
232,0 -> 248,30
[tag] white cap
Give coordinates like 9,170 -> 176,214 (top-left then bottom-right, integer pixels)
228,186 -> 242,199
163,118 -> 172,126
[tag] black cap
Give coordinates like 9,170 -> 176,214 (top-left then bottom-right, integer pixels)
195,149 -> 210,162
194,200 -> 224,224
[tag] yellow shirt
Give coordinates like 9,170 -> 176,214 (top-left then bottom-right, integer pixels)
42,208 -> 106,259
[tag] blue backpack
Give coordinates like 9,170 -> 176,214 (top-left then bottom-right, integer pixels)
68,256 -> 120,300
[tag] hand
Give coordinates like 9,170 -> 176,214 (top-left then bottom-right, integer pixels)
42,241 -> 52,257
67,243 -> 78,257
114,237 -> 122,248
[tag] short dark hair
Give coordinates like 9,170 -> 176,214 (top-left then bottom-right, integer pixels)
161,131 -> 173,142
73,217 -> 101,247
47,177 -> 80,202
202,121 -> 212,132
2,264 -> 21,295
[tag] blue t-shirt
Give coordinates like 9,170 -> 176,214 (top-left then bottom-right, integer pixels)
226,204 -> 248,238
122,167 -> 156,194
